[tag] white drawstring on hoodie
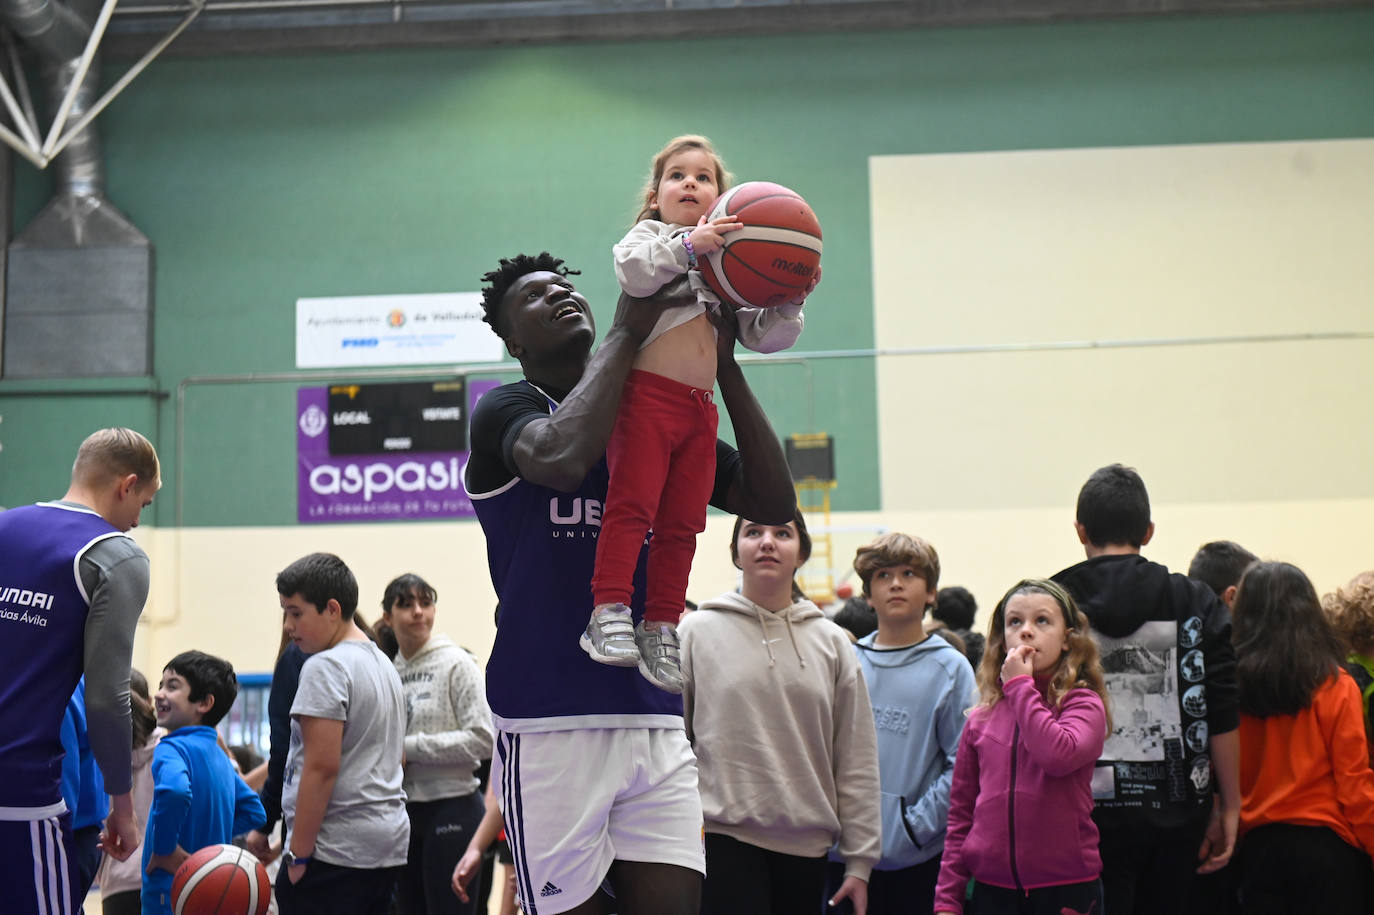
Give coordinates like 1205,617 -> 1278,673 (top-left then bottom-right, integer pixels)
751,599 -> 806,669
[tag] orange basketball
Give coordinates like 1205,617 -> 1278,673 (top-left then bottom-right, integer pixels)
699,181 -> 822,309
171,844 -> 271,915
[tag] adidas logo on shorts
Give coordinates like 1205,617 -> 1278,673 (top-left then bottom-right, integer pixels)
540,881 -> 563,898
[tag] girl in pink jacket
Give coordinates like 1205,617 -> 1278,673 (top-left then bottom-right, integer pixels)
935,579 -> 1111,915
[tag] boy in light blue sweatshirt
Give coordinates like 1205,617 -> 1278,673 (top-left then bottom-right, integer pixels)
827,533 -> 978,915
142,650 -> 266,915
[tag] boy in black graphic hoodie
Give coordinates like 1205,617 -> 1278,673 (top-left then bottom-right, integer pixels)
1051,464 -> 1240,915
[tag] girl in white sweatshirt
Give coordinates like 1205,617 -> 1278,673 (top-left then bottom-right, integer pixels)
383,574 -> 495,915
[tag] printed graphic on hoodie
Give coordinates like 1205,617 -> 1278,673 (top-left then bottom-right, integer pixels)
1090,619 -> 1209,805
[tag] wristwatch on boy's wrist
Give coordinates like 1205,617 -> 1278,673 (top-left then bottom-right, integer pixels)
283,848 -> 313,867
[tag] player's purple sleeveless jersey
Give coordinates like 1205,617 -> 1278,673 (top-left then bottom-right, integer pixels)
464,382 -> 683,732
0,503 -> 126,814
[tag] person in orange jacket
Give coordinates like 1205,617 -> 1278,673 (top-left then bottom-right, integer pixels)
1232,561 -> 1374,915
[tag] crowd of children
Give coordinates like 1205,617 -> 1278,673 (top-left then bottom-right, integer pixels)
66,460 -> 1372,915
48,438 -> 1366,915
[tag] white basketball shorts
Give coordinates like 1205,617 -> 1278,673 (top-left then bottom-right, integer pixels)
493,727 -> 705,914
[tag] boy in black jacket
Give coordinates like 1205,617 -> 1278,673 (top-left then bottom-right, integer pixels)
1052,464 -> 1240,915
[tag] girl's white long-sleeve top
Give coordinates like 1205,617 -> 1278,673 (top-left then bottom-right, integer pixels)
613,219 -> 804,354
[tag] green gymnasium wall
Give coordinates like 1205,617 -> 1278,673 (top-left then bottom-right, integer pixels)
2,8 -> 1372,525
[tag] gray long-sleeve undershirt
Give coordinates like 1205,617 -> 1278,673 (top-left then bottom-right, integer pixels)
64,503 -> 150,798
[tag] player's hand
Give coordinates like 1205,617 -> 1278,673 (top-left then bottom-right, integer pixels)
688,214 -> 741,254
287,861 -> 308,884
99,802 -> 141,862
707,300 -> 742,362
828,875 -> 868,914
611,288 -> 683,345
1196,798 -> 1239,874
451,847 -> 483,902
243,829 -> 278,864
146,845 -> 189,876
1195,795 -> 1224,866
780,263 -> 822,309
1001,644 -> 1034,683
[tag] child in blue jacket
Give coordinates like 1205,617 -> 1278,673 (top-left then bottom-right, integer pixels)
142,650 -> 265,915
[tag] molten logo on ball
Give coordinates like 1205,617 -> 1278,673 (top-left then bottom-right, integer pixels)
698,181 -> 823,310
771,258 -> 815,277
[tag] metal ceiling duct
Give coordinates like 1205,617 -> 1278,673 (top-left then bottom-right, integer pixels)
101,0 -> 1373,58
2,0 -> 154,378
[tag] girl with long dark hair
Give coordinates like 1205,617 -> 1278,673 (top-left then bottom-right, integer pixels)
1232,561 -> 1374,914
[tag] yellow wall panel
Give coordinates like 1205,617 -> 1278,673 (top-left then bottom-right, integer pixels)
872,139 -> 1374,520
872,140 -> 1374,345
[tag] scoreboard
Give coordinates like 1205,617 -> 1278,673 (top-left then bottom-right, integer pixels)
327,380 -> 466,455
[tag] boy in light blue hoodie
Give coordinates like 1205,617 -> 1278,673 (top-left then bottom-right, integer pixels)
827,533 -> 978,915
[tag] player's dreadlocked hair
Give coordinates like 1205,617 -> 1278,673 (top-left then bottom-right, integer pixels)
479,252 -> 581,338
